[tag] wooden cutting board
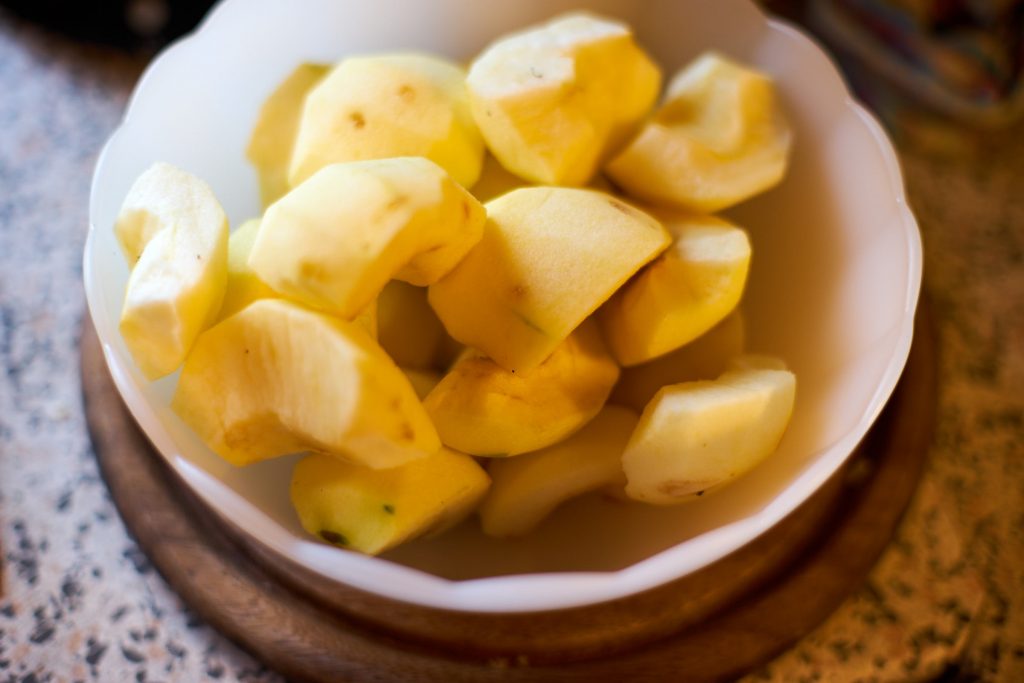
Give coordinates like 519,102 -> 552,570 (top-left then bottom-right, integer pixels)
80,303 -> 936,682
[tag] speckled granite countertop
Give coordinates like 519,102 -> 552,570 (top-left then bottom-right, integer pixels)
0,10 -> 1021,683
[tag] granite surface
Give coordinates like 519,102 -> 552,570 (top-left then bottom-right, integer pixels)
0,9 -> 1021,683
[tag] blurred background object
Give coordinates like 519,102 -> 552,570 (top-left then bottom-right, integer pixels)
5,0 -> 1021,149
0,0 -> 214,48
5,0 -> 1020,154
768,0 -> 1024,153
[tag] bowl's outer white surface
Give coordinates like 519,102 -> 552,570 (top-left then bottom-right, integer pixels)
85,0 -> 922,613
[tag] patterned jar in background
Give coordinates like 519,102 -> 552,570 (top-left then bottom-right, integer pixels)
807,0 -> 1024,153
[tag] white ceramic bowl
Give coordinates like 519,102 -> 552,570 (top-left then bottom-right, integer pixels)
85,0 -> 922,614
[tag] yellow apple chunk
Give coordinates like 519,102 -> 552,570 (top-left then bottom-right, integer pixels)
216,219 -> 278,322
428,187 -> 670,373
610,311 -> 745,412
607,52 -> 792,212
467,12 -> 660,186
291,448 -> 489,555
116,162 -> 228,380
172,299 -> 440,469
218,218 -> 378,336
479,405 -> 637,537
623,365 -> 796,504
250,157 -> 486,319
246,62 -> 328,207
377,281 -> 446,370
423,320 -> 619,456
289,53 -> 484,188
600,212 -> 751,366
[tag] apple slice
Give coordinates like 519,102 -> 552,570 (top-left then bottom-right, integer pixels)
480,405 -> 637,537
606,52 -> 792,212
428,187 -> 670,373
217,218 -> 380,336
250,157 -> 485,319
116,162 -> 228,380
246,62 -> 328,207
467,12 -> 660,186
623,365 -> 796,504
423,320 -> 619,457
216,219 -> 277,322
172,299 -> 439,469
600,211 -> 750,366
289,53 -> 484,188
291,448 -> 489,555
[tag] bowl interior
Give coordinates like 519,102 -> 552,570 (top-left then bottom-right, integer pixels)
85,0 -> 920,611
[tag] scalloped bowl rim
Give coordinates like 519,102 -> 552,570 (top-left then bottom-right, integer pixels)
84,0 -> 922,613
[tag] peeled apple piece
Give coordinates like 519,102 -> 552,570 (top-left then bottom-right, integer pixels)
289,53 -> 484,188
423,320 -> 620,457
606,52 -> 792,212
216,219 -> 277,322
172,299 -> 440,469
291,448 -> 490,556
467,12 -> 661,186
250,157 -> 486,320
610,311 -> 745,413
479,405 -> 637,537
221,219 -> 379,334
246,62 -> 328,207
116,162 -> 228,380
622,365 -> 796,505
428,187 -> 670,373
600,212 -> 751,366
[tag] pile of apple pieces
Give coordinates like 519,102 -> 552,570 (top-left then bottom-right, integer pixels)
115,13 -> 796,555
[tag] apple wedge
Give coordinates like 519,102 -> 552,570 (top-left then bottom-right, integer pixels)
600,211 -> 750,366
428,187 -> 669,373
172,299 -> 439,469
250,157 -> 485,319
219,218 -> 377,336
289,53 -> 484,188
246,62 -> 328,207
467,12 -> 660,186
623,365 -> 796,504
480,405 -> 637,537
423,320 -> 619,456
291,448 -> 489,555
216,218 -> 277,322
607,52 -> 792,212
116,162 -> 228,380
